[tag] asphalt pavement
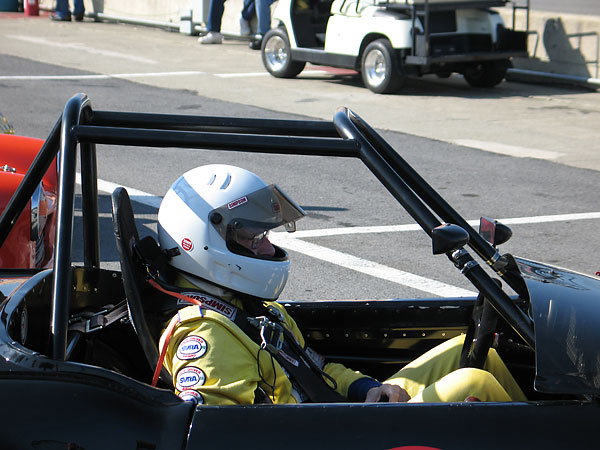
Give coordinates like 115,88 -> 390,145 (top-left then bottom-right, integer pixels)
2,16 -> 599,171
0,13 -> 599,302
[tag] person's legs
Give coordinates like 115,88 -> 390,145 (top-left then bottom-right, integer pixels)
239,0 -> 254,36
385,334 -> 526,401
73,0 -> 85,20
408,368 -> 513,403
481,342 -> 527,401
385,335 -> 465,398
206,0 -> 226,32
241,0 -> 255,22
255,0 -> 275,35
52,0 -> 71,19
200,0 -> 226,44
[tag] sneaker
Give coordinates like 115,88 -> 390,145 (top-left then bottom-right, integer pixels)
249,35 -> 263,50
74,13 -> 85,21
50,13 -> 71,21
239,16 -> 251,36
199,32 -> 223,44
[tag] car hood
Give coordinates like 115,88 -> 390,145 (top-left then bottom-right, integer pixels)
515,256 -> 600,397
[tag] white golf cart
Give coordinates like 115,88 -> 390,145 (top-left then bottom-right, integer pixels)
261,0 -> 529,93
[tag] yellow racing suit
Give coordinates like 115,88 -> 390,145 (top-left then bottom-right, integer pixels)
159,278 -> 526,405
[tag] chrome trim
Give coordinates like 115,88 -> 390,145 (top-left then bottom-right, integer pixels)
30,183 -> 45,242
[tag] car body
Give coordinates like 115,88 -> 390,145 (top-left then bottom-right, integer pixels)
0,93 -> 599,449
0,134 -> 56,269
261,0 -> 529,93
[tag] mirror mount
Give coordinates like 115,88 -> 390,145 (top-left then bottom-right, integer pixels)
432,223 -> 470,255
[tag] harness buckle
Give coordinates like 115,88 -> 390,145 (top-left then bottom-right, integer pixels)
248,316 -> 284,353
85,309 -> 109,333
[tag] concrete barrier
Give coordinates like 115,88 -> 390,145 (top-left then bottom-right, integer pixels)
499,8 -> 599,79
39,0 -> 599,81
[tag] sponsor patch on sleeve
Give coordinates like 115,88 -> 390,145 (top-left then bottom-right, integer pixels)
176,335 -> 208,360
176,366 -> 207,391
178,389 -> 204,405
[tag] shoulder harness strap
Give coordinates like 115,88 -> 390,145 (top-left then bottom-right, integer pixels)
151,281 -> 344,403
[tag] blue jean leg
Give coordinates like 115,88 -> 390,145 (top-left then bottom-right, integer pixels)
207,0 -> 227,32
54,0 -> 70,17
55,0 -> 84,16
241,0 -> 255,22
255,0 -> 276,35
73,0 -> 84,15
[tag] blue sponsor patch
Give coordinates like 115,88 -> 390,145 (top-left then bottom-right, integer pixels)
176,366 -> 206,391
178,389 -> 204,405
176,335 -> 208,360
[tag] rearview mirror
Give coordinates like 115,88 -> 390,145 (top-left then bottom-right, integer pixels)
479,217 -> 512,247
432,223 -> 470,255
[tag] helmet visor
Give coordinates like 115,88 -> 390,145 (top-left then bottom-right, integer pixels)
209,184 -> 306,247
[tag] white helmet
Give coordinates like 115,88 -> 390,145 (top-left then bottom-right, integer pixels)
157,165 -> 306,299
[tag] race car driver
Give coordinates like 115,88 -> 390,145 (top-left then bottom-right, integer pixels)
155,164 -> 527,405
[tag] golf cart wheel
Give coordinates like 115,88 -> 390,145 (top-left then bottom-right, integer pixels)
464,61 -> 508,88
261,28 -> 306,78
361,39 -> 405,94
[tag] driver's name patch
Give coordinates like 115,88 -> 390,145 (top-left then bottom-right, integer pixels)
176,366 -> 206,391
178,389 -> 204,405
180,292 -> 237,320
176,335 -> 208,360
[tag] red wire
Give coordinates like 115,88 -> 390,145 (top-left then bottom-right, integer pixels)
147,279 -> 203,306
152,315 -> 179,387
148,278 -> 204,387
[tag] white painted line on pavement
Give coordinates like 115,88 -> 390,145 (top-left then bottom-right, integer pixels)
80,175 -> 473,296
0,71 -> 205,81
79,175 -> 600,297
454,139 -> 564,160
81,175 -> 600,236
6,35 -> 158,65
500,212 -> 600,224
76,173 -> 163,208
270,233 -> 476,297
290,212 -> 600,238
214,70 -> 327,78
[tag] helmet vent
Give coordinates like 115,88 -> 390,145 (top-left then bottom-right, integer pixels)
207,174 -> 216,186
220,173 -> 232,190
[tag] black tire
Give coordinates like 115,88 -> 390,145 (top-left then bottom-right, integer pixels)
261,28 -> 306,78
360,39 -> 405,94
464,60 -> 508,88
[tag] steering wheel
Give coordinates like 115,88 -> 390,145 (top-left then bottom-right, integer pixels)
459,292 -> 499,369
332,107 -> 535,351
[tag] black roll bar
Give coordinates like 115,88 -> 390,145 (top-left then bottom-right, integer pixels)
333,107 -> 534,348
343,108 -> 529,299
51,94 -> 96,361
46,95 -> 362,360
90,111 -> 340,137
0,93 -> 534,360
73,125 -> 360,157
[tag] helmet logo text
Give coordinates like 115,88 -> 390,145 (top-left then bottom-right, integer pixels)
227,196 -> 248,210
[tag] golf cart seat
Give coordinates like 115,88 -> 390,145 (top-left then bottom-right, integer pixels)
111,186 -> 174,388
